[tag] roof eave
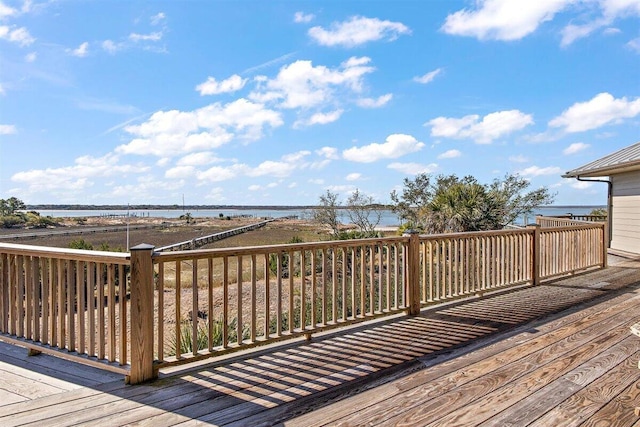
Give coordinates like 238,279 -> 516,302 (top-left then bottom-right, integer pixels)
563,161 -> 640,179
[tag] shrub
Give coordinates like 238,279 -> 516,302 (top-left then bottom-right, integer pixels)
0,214 -> 26,228
69,238 -> 93,250
167,318 -> 251,356
335,230 -> 381,240
26,214 -> 57,228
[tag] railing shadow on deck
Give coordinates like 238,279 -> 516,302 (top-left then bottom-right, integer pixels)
4,262 -> 639,426
7,267 -> 640,425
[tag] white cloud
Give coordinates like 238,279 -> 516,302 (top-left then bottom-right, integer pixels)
441,0 -> 568,41
561,20 -> 605,47
294,11 -> 315,23
346,172 -> 362,181
11,154 -> 147,192
0,124 -> 16,134
248,184 -> 261,191
247,160 -> 297,178
570,180 -> 593,190
427,110 -> 534,144
309,178 -> 325,185
250,57 -> 375,109
192,150 -> 313,183
441,0 -> 636,47
413,68 -> 442,84
24,51 -> 36,62
509,154 -> 529,163
560,0 -> 640,46
356,93 -> 392,108
0,83 -> 4,95
343,134 -> 425,163
563,142 -> 590,155
196,74 -> 247,95
176,152 -> 222,166
165,165 -> 195,179
308,16 -> 410,47
197,164 -> 246,183
387,162 -> 439,175
316,146 -> 339,159
326,184 -> 356,194
129,32 -> 162,42
0,25 -> 35,46
0,2 -> 17,19
204,187 -> 226,201
117,99 -> 283,157
68,41 -> 89,57
549,92 -> 640,133
102,40 -> 119,54
518,165 -> 562,176
438,149 -> 461,159
150,12 -> 166,26
294,109 -> 343,128
628,37 -> 640,53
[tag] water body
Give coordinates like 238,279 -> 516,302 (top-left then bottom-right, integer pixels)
35,205 -> 605,227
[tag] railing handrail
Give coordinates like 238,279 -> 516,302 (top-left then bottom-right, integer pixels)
0,242 -> 130,264
154,235 -> 410,262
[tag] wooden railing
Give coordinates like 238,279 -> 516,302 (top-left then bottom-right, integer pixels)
536,215 -> 606,227
568,214 -> 607,222
0,219 -> 607,383
417,229 -> 533,303
539,224 -> 606,279
152,237 -> 410,369
0,244 -> 131,375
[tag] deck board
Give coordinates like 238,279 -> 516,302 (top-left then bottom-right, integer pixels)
1,255 -> 639,426
323,305 -> 638,427
289,286 -> 640,427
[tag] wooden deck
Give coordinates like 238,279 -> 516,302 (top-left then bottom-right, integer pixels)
1,255 -> 640,426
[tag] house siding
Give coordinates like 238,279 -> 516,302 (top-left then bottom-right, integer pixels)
611,170 -> 640,254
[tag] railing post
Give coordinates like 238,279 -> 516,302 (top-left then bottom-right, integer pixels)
127,243 -> 157,385
404,231 -> 421,315
602,222 -> 608,268
527,225 -> 540,286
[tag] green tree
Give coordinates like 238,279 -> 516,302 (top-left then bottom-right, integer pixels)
0,197 -> 27,215
391,173 -> 554,233
0,197 -> 26,216
0,197 -> 27,228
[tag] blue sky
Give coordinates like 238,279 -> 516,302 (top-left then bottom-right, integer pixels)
0,0 -> 639,207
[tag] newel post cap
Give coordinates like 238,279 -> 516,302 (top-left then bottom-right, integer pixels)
130,243 -> 155,251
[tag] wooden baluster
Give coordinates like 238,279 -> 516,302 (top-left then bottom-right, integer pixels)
250,255 -> 256,342
118,264 -> 127,365
87,262 -> 95,356
175,260 -> 181,358
192,258 -> 199,354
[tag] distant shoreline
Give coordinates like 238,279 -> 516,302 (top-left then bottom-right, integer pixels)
26,204 -> 605,211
